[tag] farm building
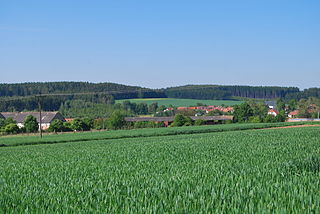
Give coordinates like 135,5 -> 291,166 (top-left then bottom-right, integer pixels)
125,115 -> 233,127
0,112 -> 65,130
268,109 -> 279,117
288,110 -> 299,118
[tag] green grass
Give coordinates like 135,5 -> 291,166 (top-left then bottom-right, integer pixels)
1,127 -> 320,213
115,98 -> 242,106
0,122 -> 317,147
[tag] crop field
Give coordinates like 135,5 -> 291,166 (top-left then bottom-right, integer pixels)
115,98 -> 242,106
1,126 -> 320,213
0,122 -> 316,147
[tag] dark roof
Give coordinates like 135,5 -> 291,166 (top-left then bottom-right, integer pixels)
125,115 -> 233,122
0,113 -> 4,120
0,112 -> 65,123
265,101 -> 277,108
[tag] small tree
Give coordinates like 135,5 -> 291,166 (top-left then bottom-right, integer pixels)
275,110 -> 286,122
71,119 -> 86,131
4,123 -> 20,134
24,115 -> 39,133
171,114 -> 189,127
233,103 -> 253,122
0,118 -> 5,129
194,119 -> 205,126
48,120 -> 65,132
264,115 -> 276,123
107,111 -> 126,130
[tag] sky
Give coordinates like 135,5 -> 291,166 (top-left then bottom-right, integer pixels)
0,0 -> 319,89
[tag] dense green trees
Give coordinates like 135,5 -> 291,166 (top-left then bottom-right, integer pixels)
165,85 -> 300,100
24,115 -> 39,133
48,120 -> 65,132
107,111 -> 126,130
171,114 -> 193,127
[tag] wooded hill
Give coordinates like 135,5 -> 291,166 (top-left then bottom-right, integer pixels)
0,82 -> 319,112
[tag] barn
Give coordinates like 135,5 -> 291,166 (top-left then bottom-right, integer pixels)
0,112 -> 65,130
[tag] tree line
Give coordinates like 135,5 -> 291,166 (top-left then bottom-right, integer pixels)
1,82 -> 320,113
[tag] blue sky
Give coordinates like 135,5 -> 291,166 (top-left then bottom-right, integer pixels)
0,0 -> 319,89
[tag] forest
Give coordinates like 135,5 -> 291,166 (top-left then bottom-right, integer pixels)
0,82 -> 319,112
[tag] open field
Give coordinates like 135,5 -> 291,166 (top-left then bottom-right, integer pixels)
1,122 -> 318,147
115,98 -> 243,106
1,126 -> 320,213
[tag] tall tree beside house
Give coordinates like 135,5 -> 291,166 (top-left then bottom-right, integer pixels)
276,99 -> 286,111
233,103 -> 253,122
107,110 -> 126,130
24,115 -> 39,133
48,120 -> 65,132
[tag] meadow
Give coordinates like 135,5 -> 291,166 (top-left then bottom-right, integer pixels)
115,98 -> 242,106
0,125 -> 320,213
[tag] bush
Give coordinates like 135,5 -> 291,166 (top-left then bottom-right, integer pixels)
249,116 -> 262,123
264,115 -> 276,123
24,115 -> 39,133
194,119 -> 206,126
107,111 -> 126,130
4,123 -> 20,134
171,114 -> 193,127
48,120 -> 65,132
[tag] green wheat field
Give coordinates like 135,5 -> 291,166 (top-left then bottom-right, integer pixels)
1,125 -> 320,213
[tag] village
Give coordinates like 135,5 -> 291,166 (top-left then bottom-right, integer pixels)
1,100 -> 319,135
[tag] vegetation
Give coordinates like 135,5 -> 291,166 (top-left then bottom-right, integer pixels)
1,127 -> 320,212
165,85 -> 300,99
23,115 -> 38,133
0,122 -> 318,147
116,98 -> 242,107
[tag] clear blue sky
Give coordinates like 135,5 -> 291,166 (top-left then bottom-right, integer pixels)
1,0 -> 319,89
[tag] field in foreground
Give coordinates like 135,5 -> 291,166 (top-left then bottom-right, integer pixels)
115,98 -> 242,106
1,126 -> 320,213
1,122 -> 316,147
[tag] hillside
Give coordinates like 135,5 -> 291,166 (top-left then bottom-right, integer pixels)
165,85 -> 301,100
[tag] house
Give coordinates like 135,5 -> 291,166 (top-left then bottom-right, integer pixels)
288,110 -> 299,118
0,112 -> 65,130
65,118 -> 74,123
265,101 -> 277,109
268,109 -> 279,117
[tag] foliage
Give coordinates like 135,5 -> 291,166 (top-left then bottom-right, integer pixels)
107,111 -> 126,130
165,85 -> 300,100
24,115 -> 39,133
48,120 -> 65,132
171,114 -> 193,127
249,116 -> 262,123
117,98 -> 242,107
3,123 -> 20,134
71,119 -> 92,131
233,103 -> 253,122
194,119 -> 206,126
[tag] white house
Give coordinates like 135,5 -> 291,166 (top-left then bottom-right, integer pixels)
0,112 -> 65,130
268,109 -> 278,117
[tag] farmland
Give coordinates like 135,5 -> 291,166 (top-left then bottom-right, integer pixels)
116,98 -> 242,106
1,126 -> 320,213
0,122 -> 316,147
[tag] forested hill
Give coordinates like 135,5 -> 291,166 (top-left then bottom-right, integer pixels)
164,85 -> 301,100
0,82 -> 166,112
0,82 -> 165,99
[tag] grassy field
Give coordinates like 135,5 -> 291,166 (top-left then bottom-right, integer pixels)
115,98 -> 242,106
0,122 -> 316,147
1,125 -> 320,213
